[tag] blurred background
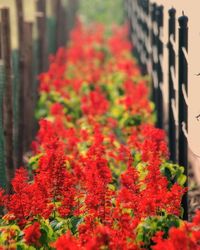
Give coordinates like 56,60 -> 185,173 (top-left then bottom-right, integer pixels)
79,0 -> 124,25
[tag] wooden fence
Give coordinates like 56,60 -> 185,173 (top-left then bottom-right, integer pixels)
125,0 -> 189,219
0,0 -> 78,192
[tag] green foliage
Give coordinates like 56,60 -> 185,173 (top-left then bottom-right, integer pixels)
35,91 -> 82,122
79,0 -> 124,26
28,153 -> 43,171
50,216 -> 83,236
160,162 -> 187,188
124,114 -> 142,127
136,214 -> 180,249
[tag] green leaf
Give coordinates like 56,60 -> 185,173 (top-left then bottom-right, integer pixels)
40,228 -> 48,245
160,162 -> 187,187
177,175 -> 187,186
28,153 -> 43,170
70,217 -> 83,234
136,214 -> 181,248
54,221 -> 64,230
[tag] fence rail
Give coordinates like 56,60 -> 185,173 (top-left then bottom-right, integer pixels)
126,0 -> 189,220
0,0 -> 79,192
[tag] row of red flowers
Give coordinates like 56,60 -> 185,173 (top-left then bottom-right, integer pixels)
0,21 -> 199,249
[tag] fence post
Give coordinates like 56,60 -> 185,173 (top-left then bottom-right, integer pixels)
1,8 -> 15,192
156,5 -> 164,129
57,0 -> 69,48
67,0 -> 79,40
144,0 -> 150,74
130,0 -> 137,56
150,3 -> 157,109
55,0 -> 63,48
133,1 -> 140,69
12,49 -> 20,170
168,8 -> 177,162
140,0 -> 149,74
136,0 -> 144,72
23,22 -> 34,151
15,0 -> 25,167
37,0 -> 48,72
140,1 -> 145,72
0,23 -> 6,189
128,0 -> 133,48
47,0 -> 57,54
178,14 -> 188,220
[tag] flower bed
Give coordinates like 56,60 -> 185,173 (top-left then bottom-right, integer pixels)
0,22 -> 199,249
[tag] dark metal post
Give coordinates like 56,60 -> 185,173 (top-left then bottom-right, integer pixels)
150,3 -> 157,108
55,0 -> 68,48
168,8 -> 177,162
0,23 -> 6,189
132,0 -> 140,64
15,0 -> 25,167
55,0 -> 62,48
137,0 -> 145,72
131,0 -> 137,55
128,0 -> 134,52
37,0 -> 48,72
156,5 -> 164,129
1,8 -> 15,192
23,22 -> 34,151
144,0 -> 150,74
178,14 -> 188,220
141,0 -> 147,74
142,0 -> 149,74
67,0 -> 79,41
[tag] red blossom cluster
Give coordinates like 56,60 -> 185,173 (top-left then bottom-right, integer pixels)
0,21 -> 197,249
24,222 -> 41,247
152,211 -> 200,250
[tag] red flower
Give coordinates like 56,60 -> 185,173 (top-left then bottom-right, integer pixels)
50,103 -> 65,116
152,224 -> 200,250
24,222 -> 41,246
0,188 -> 5,207
5,168 -> 51,226
81,88 -> 109,116
53,232 -> 79,250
